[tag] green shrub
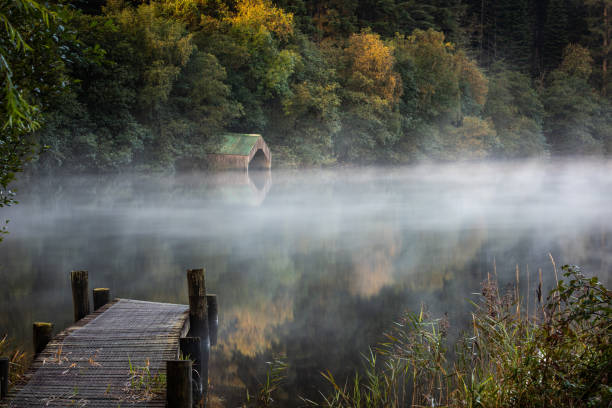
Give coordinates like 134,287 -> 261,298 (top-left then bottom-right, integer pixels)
303,265 -> 611,407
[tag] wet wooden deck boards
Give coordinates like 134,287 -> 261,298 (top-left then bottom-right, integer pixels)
6,299 -> 189,407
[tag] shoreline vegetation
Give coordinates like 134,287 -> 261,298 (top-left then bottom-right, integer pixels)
1,0 -> 611,405
245,265 -> 611,407
2,0 -> 612,180
1,262 -> 609,406
2,0 -> 612,237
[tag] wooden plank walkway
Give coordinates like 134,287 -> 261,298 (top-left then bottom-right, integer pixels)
7,299 -> 189,407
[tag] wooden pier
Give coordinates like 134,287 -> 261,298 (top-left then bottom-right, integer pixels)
1,269 -> 216,407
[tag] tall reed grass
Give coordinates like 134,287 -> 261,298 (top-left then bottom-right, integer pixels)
307,265 -> 611,407
0,334 -> 29,386
250,265 -> 610,407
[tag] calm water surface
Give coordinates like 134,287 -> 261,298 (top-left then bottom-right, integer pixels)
1,161 -> 611,405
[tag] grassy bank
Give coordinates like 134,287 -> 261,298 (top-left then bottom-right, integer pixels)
2,265 -> 610,406
0,335 -> 29,387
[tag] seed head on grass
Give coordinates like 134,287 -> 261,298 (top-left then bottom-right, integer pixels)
305,265 -> 611,408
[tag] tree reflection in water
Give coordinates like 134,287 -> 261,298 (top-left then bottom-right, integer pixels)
1,161 -> 611,405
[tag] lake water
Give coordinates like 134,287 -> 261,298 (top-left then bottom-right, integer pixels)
1,160 -> 611,405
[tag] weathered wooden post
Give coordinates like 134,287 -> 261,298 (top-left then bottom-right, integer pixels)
187,269 -> 208,343
71,270 -> 90,322
93,288 -> 110,311
167,360 -> 192,408
201,344 -> 210,407
0,356 -> 8,399
33,322 -> 53,354
206,295 -> 218,347
180,337 -> 203,406
187,268 -> 210,407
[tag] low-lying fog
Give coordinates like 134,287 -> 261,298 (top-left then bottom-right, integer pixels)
1,160 -> 611,403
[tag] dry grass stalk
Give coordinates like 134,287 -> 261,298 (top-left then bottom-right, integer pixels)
0,334 -> 30,385
302,264 -> 611,408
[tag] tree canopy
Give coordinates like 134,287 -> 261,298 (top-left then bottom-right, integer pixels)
0,0 -> 610,179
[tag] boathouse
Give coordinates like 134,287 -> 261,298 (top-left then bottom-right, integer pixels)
208,133 -> 271,171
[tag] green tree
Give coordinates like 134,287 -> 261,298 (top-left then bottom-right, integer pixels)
584,0 -> 612,96
335,31 -> 401,162
543,0 -> 569,73
395,29 -> 459,122
0,0 -> 57,239
392,29 -> 490,159
40,10 -> 152,170
159,51 -> 240,168
355,0 -> 459,40
196,0 -> 297,132
35,1 -> 237,171
442,115 -> 499,159
485,66 -> 547,157
466,0 -> 532,70
543,45 -> 610,154
267,35 -> 341,166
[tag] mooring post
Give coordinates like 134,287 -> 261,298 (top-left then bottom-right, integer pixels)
71,270 -> 90,322
0,356 -> 8,399
206,294 -> 218,347
33,322 -> 53,354
167,360 -> 193,408
180,337 -> 203,406
201,343 -> 210,407
187,269 -> 208,343
93,288 -> 110,311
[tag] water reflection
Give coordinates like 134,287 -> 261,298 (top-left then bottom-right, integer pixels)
1,161 -> 611,405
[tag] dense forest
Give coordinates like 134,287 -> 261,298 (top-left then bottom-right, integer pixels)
1,0 -> 611,175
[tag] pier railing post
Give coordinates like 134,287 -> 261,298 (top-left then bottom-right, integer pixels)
187,269 -> 208,343
71,270 -> 90,322
180,337 -> 203,406
93,288 -> 110,311
167,360 -> 192,408
206,295 -> 218,347
33,322 -> 53,354
187,268 -> 211,407
0,356 -> 8,399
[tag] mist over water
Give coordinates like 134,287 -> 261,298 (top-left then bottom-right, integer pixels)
1,160 -> 611,404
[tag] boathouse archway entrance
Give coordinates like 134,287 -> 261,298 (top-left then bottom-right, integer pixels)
249,149 -> 268,170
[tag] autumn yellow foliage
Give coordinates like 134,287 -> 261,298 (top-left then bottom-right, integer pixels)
344,31 -> 401,107
456,52 -> 488,106
446,116 -> 499,158
226,0 -> 294,40
559,44 -> 593,79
